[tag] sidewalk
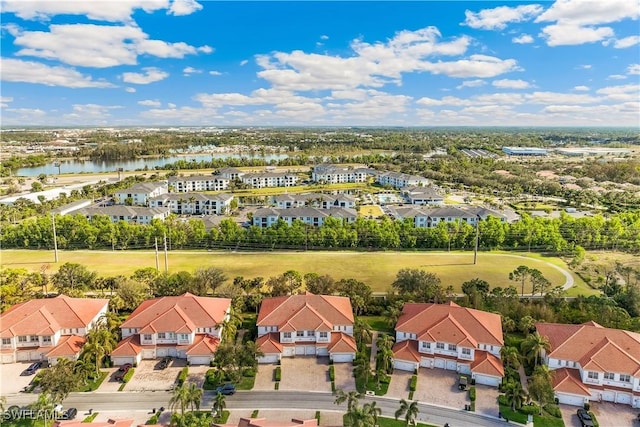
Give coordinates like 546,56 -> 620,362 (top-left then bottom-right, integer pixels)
369,331 -> 379,371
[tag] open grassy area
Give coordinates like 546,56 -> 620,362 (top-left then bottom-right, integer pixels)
1,249 -> 585,294
359,205 -> 384,218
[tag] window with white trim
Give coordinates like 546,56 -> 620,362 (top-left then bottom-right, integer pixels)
319,332 -> 328,339
157,332 -> 166,339
604,372 -> 615,380
18,336 -> 27,343
448,344 -> 457,351
283,332 -> 291,339
42,336 -> 52,344
180,334 -> 188,340
436,342 -> 445,350
143,334 -> 152,341
308,330 -> 315,337
462,348 -> 471,356
2,338 -> 10,345
421,342 -> 429,349
30,335 -> 39,342
620,374 -> 631,383
587,371 -> 598,380
296,331 -> 304,337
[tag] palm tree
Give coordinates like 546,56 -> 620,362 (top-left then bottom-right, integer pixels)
82,325 -> 117,376
375,368 -> 387,390
74,358 -> 95,385
376,333 -> 394,351
353,356 -> 371,386
344,403 -> 376,427
353,318 -> 372,351
186,382 -> 203,411
376,346 -> 394,374
528,365 -> 555,413
169,384 -> 190,415
503,380 -> 527,411
521,332 -> 551,368
500,346 -> 521,371
333,389 -> 362,412
395,399 -> 420,426
212,392 -> 226,418
363,401 -> 381,425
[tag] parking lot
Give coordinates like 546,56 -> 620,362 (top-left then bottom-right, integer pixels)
279,357 -> 331,392
413,368 -> 469,410
0,363 -> 42,395
333,362 -> 356,391
124,359 -> 187,392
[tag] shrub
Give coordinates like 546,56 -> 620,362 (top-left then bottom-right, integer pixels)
251,410 -> 259,418
519,403 -> 540,416
498,394 -> 509,406
177,367 -> 188,386
543,403 -> 562,418
243,368 -> 256,377
469,386 -> 476,402
315,411 -> 320,426
275,367 -> 281,382
584,402 -> 590,411
409,375 -> 417,392
122,368 -> 135,383
329,366 -> 335,381
274,382 -> 279,390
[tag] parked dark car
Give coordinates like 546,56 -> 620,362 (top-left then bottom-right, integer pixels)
214,383 -> 236,395
21,362 -> 43,376
458,375 -> 468,391
62,408 -> 78,420
577,409 -> 595,427
115,363 -> 133,381
157,356 -> 172,370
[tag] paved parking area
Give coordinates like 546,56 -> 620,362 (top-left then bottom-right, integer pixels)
96,367 -> 122,392
386,370 -> 412,399
559,405 -> 582,427
333,362 -> 356,391
413,368 -> 468,410
254,363 -> 277,391
0,363 -> 40,395
590,402 -> 638,427
125,359 -> 187,391
279,356 -> 331,392
185,364 -> 209,387
474,384 -> 500,418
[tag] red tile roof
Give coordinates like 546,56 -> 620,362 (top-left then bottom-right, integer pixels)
257,332 -> 283,354
396,302 -> 503,347
552,367 -> 592,396
257,293 -> 354,330
328,332 -> 357,353
1,295 -> 108,338
536,322 -> 640,375
46,335 -> 85,358
392,339 -> 421,362
186,334 -> 220,355
471,350 -> 504,377
121,293 -> 231,333
111,335 -> 142,357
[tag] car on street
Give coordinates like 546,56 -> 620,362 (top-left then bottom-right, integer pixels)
157,356 -> 172,370
577,408 -> 595,427
62,408 -> 78,420
214,383 -> 236,395
21,362 -> 43,376
115,363 -> 133,381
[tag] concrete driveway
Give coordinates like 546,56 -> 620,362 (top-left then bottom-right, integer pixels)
279,356 -> 331,392
386,370 -> 412,399
590,402 -> 638,427
185,364 -> 209,387
559,405 -> 583,427
333,363 -> 356,392
0,363 -> 41,395
95,367 -> 122,392
413,368 -> 468,410
474,384 -> 500,418
126,359 -> 186,391
254,363 -> 277,391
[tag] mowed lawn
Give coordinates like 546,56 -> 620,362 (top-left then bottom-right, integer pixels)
1,250 -> 582,293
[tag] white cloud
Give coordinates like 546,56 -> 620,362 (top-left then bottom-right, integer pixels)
456,80 -> 486,89
492,79 -> 531,89
512,34 -> 535,44
122,67 -> 169,84
240,60 -> 249,66
125,87 -> 136,93
168,0 -> 202,16
63,104 -> 122,123
11,24 -> 212,68
138,100 -> 162,107
464,4 -> 543,30
612,35 -> 640,48
320,35 -> 329,40
1,0 -> 169,22
0,58 -> 114,88
608,74 -> 627,79
525,91 -> 599,104
535,0 -> 639,46
628,64 -> 640,75
183,66 -> 202,75
167,103 -> 176,108
596,84 -> 640,101
421,55 -> 521,79
209,70 -> 222,76
573,85 -> 590,91
577,64 -> 592,70
0,96 -> 14,108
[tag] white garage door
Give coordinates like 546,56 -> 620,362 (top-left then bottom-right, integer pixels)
556,393 -> 585,406
305,346 -> 316,355
332,353 -> 354,363
295,346 -> 305,355
258,355 -> 279,364
446,360 -> 457,370
112,356 -> 135,366
459,364 -> 471,375
156,348 -> 168,357
434,359 -> 445,369
1,353 -> 15,364
616,392 -> 632,405
474,374 -> 500,387
393,359 -> 416,372
142,349 -> 155,359
419,358 -> 432,368
602,390 -> 615,402
283,347 -> 295,357
188,356 -> 211,366
317,347 -> 329,356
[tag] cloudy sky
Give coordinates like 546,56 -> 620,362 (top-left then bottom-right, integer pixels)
1,0 -> 639,127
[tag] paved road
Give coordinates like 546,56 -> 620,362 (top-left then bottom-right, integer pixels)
5,391 -> 520,427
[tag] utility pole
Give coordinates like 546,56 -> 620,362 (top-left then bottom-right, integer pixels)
473,217 -> 479,265
51,213 -> 59,263
163,232 -> 169,273
155,237 -> 160,271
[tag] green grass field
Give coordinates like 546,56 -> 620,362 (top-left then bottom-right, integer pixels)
359,205 -> 384,218
1,249 -> 586,294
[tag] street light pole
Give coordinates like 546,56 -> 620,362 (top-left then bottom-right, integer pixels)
473,216 -> 479,265
51,213 -> 59,263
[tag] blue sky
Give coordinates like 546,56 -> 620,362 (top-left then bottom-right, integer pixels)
1,0 -> 639,127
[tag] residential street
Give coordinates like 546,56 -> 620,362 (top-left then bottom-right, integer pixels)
4,390 -> 518,427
